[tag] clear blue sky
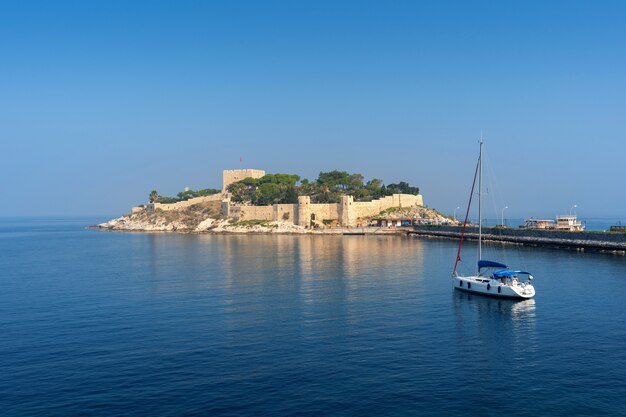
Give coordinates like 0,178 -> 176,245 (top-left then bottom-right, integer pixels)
2,0 -> 625,219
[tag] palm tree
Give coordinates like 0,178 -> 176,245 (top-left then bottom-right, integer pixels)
149,190 -> 159,203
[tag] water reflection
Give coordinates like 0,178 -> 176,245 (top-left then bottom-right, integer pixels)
216,235 -> 425,300
140,234 -> 427,338
453,291 -> 536,320
453,291 -> 538,364
213,235 -> 426,336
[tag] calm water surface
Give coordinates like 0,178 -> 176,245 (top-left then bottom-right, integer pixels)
1,218 -> 626,416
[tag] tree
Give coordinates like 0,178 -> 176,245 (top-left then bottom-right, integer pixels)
254,182 -> 282,205
177,190 -> 195,201
224,170 -> 419,205
157,196 -> 178,204
284,186 -> 298,204
317,170 -> 352,190
241,177 -> 260,186
148,187 -> 223,205
196,188 -> 221,196
176,188 -> 221,201
228,182 -> 251,203
348,173 -> 364,190
386,181 -> 419,195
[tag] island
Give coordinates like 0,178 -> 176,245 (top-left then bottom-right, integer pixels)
98,168 -> 455,233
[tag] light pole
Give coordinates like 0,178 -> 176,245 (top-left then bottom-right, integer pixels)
453,206 -> 460,222
501,206 -> 508,227
570,204 -> 578,215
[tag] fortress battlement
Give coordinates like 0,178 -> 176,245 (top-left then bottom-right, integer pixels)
222,169 -> 266,191
142,168 -> 424,227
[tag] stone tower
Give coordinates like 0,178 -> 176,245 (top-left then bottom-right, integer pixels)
339,195 -> 355,227
297,196 -> 311,227
222,169 -> 266,192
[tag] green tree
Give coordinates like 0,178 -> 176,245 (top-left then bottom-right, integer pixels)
196,188 -> 221,196
157,196 -> 178,204
348,173 -> 364,190
284,186 -> 298,204
177,190 -> 195,201
228,182 -> 251,203
317,170 -> 352,190
224,170 -> 419,205
149,190 -> 159,203
254,182 -> 282,205
241,177 -> 260,186
385,181 -> 420,195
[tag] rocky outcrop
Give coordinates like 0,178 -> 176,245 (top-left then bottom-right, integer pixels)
374,206 -> 458,225
98,199 -> 454,234
99,214 -> 327,234
97,204 -> 312,234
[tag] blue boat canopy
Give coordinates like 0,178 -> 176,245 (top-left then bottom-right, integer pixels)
493,269 -> 532,277
478,260 -> 508,270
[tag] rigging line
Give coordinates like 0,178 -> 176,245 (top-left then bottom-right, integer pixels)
484,145 -> 515,266
453,150 -> 480,276
484,146 -> 526,270
483,146 -> 504,262
483,148 -> 503,225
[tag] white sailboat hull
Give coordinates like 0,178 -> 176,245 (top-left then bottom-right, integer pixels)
453,275 -> 535,299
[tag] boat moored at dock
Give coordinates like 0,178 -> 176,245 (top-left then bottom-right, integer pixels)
521,214 -> 584,231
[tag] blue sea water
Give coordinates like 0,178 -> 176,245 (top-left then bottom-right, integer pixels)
1,217 -> 626,416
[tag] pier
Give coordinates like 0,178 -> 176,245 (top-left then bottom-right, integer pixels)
408,225 -> 626,255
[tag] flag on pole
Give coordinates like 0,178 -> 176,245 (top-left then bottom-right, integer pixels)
240,155 -> 243,163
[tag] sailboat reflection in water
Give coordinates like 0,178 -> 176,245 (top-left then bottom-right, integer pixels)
452,140 -> 535,299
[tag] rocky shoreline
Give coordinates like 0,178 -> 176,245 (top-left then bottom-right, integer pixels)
96,198 -> 454,235
96,215 -> 408,235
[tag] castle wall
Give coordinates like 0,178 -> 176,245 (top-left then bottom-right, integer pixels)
350,194 -> 423,221
137,168 -> 424,228
230,205 -> 274,221
225,193 -> 423,227
309,204 -> 340,225
273,204 -> 298,223
222,169 -> 266,191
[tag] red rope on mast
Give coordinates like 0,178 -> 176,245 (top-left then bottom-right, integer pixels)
452,157 -> 480,275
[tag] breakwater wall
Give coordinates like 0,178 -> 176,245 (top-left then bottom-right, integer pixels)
409,225 -> 626,254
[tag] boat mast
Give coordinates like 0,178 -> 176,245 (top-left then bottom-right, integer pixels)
452,153 -> 480,276
477,138 -> 483,273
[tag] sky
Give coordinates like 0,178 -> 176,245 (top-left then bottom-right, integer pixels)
1,0 -> 625,220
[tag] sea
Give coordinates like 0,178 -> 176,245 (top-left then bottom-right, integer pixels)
1,217 -> 626,416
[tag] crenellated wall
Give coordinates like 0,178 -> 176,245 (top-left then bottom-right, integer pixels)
222,169 -> 266,191
137,168 -> 423,227
351,194 -> 423,220
294,194 -> 422,227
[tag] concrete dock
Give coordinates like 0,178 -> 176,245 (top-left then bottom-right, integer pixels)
408,225 -> 626,254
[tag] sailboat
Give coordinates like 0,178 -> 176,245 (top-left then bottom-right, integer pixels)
452,140 -> 535,299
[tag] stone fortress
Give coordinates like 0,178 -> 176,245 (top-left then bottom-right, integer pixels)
143,169 -> 424,228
